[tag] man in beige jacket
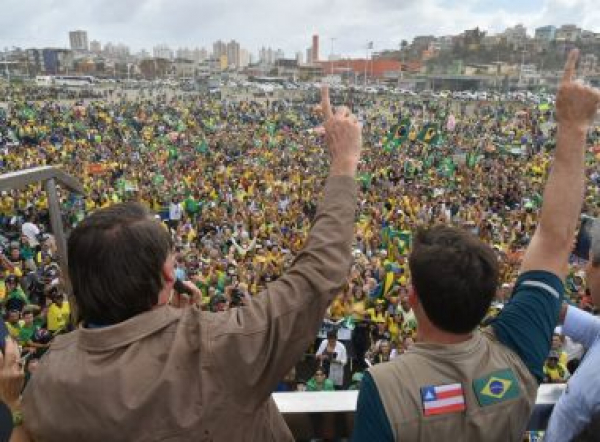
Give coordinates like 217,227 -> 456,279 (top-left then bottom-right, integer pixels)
0,87 -> 362,441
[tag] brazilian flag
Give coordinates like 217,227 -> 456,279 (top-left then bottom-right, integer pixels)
422,152 -> 436,170
386,118 -> 412,150
388,229 -> 411,256
466,148 -> 481,169
473,368 -> 520,407
357,172 -> 373,190
438,157 -> 456,178
196,140 -> 209,154
168,145 -> 178,161
381,227 -> 411,256
418,123 -> 442,145
403,160 -> 416,178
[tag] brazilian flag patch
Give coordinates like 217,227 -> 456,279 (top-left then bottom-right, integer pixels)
473,368 -> 520,407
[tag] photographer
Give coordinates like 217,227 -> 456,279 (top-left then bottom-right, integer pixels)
316,329 -> 348,389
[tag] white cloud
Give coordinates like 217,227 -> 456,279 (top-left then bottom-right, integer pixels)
0,0 -> 598,57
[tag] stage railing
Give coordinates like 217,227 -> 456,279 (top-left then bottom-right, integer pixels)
273,384 -> 565,440
0,166 -> 84,272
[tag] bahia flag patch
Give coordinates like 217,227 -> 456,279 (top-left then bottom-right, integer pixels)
420,383 -> 466,416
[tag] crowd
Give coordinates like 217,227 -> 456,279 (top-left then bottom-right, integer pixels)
0,82 -> 599,399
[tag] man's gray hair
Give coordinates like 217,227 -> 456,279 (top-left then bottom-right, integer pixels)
592,219 -> 600,266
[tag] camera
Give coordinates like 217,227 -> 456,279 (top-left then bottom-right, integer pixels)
230,288 -> 245,307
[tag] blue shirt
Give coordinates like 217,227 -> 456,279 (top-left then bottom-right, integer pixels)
352,270 -> 564,441
545,306 -> 600,441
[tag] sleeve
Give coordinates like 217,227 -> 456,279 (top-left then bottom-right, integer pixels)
230,237 -> 243,254
337,342 -> 348,366
316,340 -> 326,356
206,176 -> 357,408
545,377 -> 593,441
491,270 -> 564,382
352,372 -> 395,442
563,306 -> 600,350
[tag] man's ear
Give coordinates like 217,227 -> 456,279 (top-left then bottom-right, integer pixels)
162,254 -> 176,285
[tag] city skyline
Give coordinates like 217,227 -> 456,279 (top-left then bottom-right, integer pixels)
1,0 -> 599,58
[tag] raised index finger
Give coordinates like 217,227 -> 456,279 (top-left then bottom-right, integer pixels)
562,49 -> 579,84
321,86 -> 334,122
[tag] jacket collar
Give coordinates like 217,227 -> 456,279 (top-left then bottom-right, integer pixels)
56,306 -> 184,352
408,330 -> 483,359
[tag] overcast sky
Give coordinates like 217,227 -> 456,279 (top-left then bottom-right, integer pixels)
1,0 -> 599,57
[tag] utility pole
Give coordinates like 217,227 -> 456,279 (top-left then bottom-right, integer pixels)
330,37 -> 336,75
4,51 -> 10,83
398,42 -> 402,87
518,49 -> 526,89
364,41 -> 372,89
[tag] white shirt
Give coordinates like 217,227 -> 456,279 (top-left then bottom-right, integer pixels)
22,222 -> 40,247
316,340 -> 348,387
169,203 -> 182,221
564,336 -> 585,362
546,306 -> 600,441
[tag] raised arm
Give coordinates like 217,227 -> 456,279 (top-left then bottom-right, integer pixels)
208,87 -> 362,405
492,50 -> 600,382
521,49 -> 600,278
0,339 -> 32,442
561,305 -> 600,350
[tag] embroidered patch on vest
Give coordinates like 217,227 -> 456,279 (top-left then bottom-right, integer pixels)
473,368 -> 520,407
420,383 -> 466,416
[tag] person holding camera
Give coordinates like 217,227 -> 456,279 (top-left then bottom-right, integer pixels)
316,329 -> 348,389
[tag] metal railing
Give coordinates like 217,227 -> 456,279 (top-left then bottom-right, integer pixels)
0,166 -> 84,272
273,384 -> 566,439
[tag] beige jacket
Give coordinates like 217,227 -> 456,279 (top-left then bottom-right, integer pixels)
22,175 -> 357,442
370,329 -> 538,442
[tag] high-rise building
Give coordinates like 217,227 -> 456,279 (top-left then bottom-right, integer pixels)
226,40 -> 241,68
274,49 -> 284,62
90,40 -> 102,53
153,44 -> 173,60
176,47 -> 194,61
555,24 -> 582,42
213,40 -> 227,60
259,46 -> 277,65
114,43 -> 130,58
295,51 -> 303,65
259,47 -> 267,64
502,24 -> 528,47
306,48 -> 313,65
240,49 -> 250,68
69,30 -> 89,51
312,34 -> 319,62
534,26 -> 557,41
192,47 -> 208,63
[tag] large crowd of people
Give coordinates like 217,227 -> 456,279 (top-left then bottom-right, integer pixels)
0,74 -> 599,438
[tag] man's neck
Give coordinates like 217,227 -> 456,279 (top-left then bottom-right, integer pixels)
418,330 -> 473,345
417,319 -> 473,345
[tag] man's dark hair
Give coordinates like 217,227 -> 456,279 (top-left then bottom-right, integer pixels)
409,225 -> 499,334
68,203 -> 173,325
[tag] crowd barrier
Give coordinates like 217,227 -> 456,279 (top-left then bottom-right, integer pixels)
273,384 -> 566,440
